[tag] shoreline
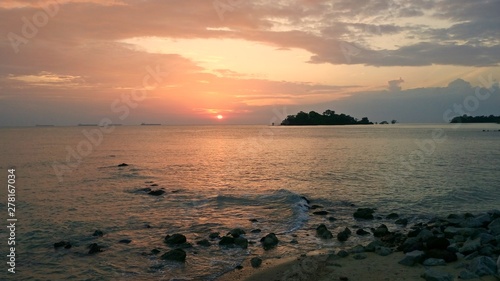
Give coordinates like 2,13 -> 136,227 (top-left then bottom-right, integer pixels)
217,209 -> 500,281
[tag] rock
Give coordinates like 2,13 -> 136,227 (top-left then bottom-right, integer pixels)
234,237 -> 248,249
165,234 -> 187,245
356,229 -> 370,236
148,190 -> 165,196
54,241 -> 72,249
196,239 -> 211,247
310,204 -> 323,209
337,228 -> 351,242
337,250 -> 349,258
161,249 -> 186,262
426,249 -> 457,263
349,245 -> 365,254
421,268 -> 454,281
92,230 -> 104,237
88,243 -> 103,254
118,163 -> 129,167
290,239 -> 298,244
251,229 -> 261,233
328,216 -> 337,221
249,218 -> 258,222
372,224 -> 389,238
313,210 -> 329,215
417,229 -> 434,241
488,218 -> 500,235
423,258 -> 446,266
118,239 -> 132,244
478,233 -> 495,245
251,257 -> 262,268
459,237 -> 481,254
300,196 -> 310,204
426,237 -> 450,250
260,233 -> 279,250
316,224 -> 333,239
398,250 -> 425,266
352,253 -> 367,260
375,246 -> 392,256
219,236 -> 235,246
228,228 -> 246,238
365,240 -> 383,252
137,187 -> 152,192
399,237 -> 424,253
467,256 -> 497,276
395,218 -> 408,226
209,232 -> 220,239
150,183 -> 158,186
386,213 -> 399,219
150,248 -> 161,255
353,208 -> 375,220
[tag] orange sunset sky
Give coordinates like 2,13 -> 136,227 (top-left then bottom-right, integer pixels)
1,0 -> 499,125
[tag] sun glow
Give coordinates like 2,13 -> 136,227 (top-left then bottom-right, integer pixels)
217,114 -> 223,120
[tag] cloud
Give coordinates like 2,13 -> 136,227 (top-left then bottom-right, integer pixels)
388,77 -> 404,92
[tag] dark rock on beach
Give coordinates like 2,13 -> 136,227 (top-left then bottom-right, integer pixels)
54,241 -> 72,249
353,208 -> 375,220
148,189 -> 165,196
88,243 -> 103,254
228,228 -> 246,238
209,232 -> 220,239
337,227 -> 351,242
161,248 -> 186,262
196,239 -> 211,247
234,237 -> 249,249
260,233 -> 279,250
164,234 -> 187,245
251,257 -> 262,268
372,224 -> 390,238
316,224 -> 333,239
356,228 -> 370,236
219,236 -> 235,246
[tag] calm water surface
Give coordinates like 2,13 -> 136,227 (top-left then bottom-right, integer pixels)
0,124 -> 499,280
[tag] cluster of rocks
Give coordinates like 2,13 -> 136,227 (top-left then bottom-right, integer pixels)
54,229 -> 110,255
317,208 -> 500,280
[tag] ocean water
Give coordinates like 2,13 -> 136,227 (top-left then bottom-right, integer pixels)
1,124 -> 499,280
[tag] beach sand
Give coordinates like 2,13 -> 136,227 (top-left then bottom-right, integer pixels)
218,251 -> 498,281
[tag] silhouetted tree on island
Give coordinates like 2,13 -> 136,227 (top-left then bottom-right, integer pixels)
281,110 -> 373,125
450,114 -> 500,123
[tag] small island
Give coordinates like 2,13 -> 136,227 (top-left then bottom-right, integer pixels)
450,114 -> 500,123
281,109 -> 373,125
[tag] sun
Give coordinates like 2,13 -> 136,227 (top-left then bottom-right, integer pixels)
216,114 -> 223,120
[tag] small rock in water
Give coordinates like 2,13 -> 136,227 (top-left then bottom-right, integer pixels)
251,229 -> 261,233
372,224 -> 389,237
137,187 -> 152,192
235,265 -> 243,270
426,237 -> 450,250
337,250 -> 349,258
260,233 -> 279,250
148,190 -> 165,196
356,228 -> 370,236
150,183 -> 159,187
337,227 -> 351,242
353,208 -> 375,220
249,218 -> 258,222
161,249 -> 186,262
251,257 -> 262,268
234,237 -> 248,249
117,163 -> 129,167
313,210 -> 329,215
88,243 -> 103,254
228,228 -> 246,238
209,232 -> 220,239
92,230 -> 104,237
196,239 -> 211,247
218,236 -> 235,246
386,213 -> 399,219
54,241 -> 72,249
310,204 -> 323,210
316,224 -> 333,239
395,218 -> 408,226
164,234 -> 187,245
118,239 -> 132,244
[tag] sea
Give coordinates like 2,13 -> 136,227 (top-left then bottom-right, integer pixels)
1,123 -> 499,280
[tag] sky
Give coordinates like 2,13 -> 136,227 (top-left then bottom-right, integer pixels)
1,0 -> 499,126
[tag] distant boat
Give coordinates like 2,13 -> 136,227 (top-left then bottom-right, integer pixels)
141,123 -> 161,126
35,124 -> 55,127
78,124 -> 98,126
